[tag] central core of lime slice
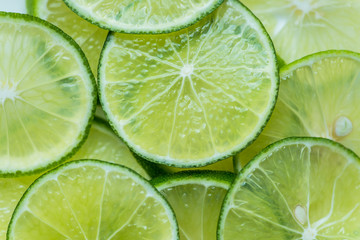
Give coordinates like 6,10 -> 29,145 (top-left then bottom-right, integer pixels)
0,79 -> 20,104
292,0 -> 314,14
180,64 -> 194,78
334,116 -> 352,138
302,227 -> 317,240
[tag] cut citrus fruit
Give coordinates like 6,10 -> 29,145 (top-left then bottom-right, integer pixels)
98,0 -> 279,167
0,12 -> 96,176
27,0 -> 108,76
235,50 -> 360,170
160,157 -> 234,173
241,0 -> 360,63
152,171 -> 233,240
0,118 -> 151,238
219,137 -> 360,239
7,160 -> 179,240
62,0 -> 223,34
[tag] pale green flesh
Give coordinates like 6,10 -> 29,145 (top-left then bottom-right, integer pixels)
0,15 -> 94,174
235,51 -> 360,169
8,161 -> 178,240
99,0 -> 278,167
63,0 -> 222,33
220,139 -> 360,239
157,177 -> 230,240
160,157 -> 234,173
32,0 -> 108,76
0,120 -> 150,239
241,0 -> 360,63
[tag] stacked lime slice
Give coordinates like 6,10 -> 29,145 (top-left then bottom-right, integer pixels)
0,12 -> 96,176
241,0 -> 360,63
219,138 -> 360,239
27,0 -> 108,76
153,171 -> 233,240
7,160 -> 179,239
235,50 -> 360,169
98,0 -> 279,168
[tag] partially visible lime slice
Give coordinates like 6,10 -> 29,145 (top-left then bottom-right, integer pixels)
27,0 -> 108,76
152,171 -> 233,240
99,0 -> 279,167
62,0 -> 223,34
241,0 -> 360,63
0,12 -> 96,176
160,157 -> 234,173
235,50 -> 360,170
219,137 -> 360,239
8,160 -> 179,240
0,118 -> 150,238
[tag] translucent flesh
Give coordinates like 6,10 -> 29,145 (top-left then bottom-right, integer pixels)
9,162 -> 177,240
160,157 -> 234,173
222,141 -> 360,239
64,0 -> 222,33
241,0 -> 360,63
34,0 -> 108,76
100,0 -> 277,166
236,53 -> 360,168
0,17 -> 94,173
158,178 -> 230,240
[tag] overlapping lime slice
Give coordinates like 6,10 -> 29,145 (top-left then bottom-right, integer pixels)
160,157 -> 234,173
7,160 -> 179,239
235,50 -> 360,169
153,171 -> 233,240
241,0 -> 360,63
62,0 -> 223,34
0,12 -> 96,176
219,138 -> 360,239
99,0 -> 278,167
0,118 -> 151,238
27,0 -> 108,76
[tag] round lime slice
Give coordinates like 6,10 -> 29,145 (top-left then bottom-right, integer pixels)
27,0 -> 108,76
152,171 -> 233,240
240,0 -> 360,63
62,0 -> 223,34
0,118 -> 150,238
219,137 -> 360,239
99,0 -> 279,167
235,50 -> 360,170
0,12 -> 96,176
8,160 -> 179,239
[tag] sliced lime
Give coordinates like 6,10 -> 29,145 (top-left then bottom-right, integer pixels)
0,118 -> 150,238
0,12 -> 96,176
62,0 -> 223,34
153,171 -> 233,240
27,0 -> 108,76
99,0 -> 278,167
160,157 -> 234,173
241,0 -> 360,63
219,137 -> 360,239
235,50 -> 360,170
8,160 -> 179,239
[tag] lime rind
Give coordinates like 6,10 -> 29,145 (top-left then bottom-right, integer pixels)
98,0 -> 279,168
62,0 -> 224,34
0,12 -> 97,177
7,159 -> 180,239
218,137 -> 360,239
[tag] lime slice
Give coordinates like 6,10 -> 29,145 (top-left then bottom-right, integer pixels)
27,0 -> 108,76
160,157 -> 234,173
152,171 -> 234,240
62,0 -> 223,34
99,0 -> 279,167
8,160 -> 179,239
0,118 -> 150,238
0,12 -> 96,176
95,105 -> 107,120
241,0 -> 360,63
235,50 -> 360,170
219,137 -> 360,239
